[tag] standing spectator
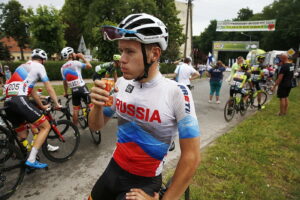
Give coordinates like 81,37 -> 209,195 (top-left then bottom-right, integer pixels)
271,53 -> 295,116
174,57 -> 200,90
4,65 -> 11,81
207,61 -> 226,103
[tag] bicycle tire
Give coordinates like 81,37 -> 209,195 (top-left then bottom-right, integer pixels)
89,129 -> 101,145
64,97 -> 73,118
42,120 -> 80,163
0,143 -> 25,200
0,126 -> 14,164
224,99 -> 235,122
252,91 -> 268,108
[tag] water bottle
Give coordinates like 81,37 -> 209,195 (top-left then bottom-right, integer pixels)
22,139 -> 32,152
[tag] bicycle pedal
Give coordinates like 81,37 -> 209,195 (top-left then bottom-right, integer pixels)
26,167 -> 36,174
44,167 -> 49,171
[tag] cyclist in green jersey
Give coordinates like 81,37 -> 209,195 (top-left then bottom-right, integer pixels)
93,54 -> 121,82
250,55 -> 265,109
230,64 -> 251,110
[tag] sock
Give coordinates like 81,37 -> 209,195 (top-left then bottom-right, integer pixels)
27,147 -> 38,163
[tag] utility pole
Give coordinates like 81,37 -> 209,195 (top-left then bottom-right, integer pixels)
184,0 -> 193,58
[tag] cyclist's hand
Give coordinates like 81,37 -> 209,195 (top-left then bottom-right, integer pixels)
76,53 -> 84,59
126,189 -> 159,200
41,104 -> 50,111
54,103 -> 62,110
90,79 -> 110,107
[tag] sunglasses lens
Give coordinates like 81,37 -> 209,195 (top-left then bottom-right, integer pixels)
101,26 -> 123,40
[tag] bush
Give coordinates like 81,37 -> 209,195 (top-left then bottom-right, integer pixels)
1,60 -> 101,80
0,60 -> 176,80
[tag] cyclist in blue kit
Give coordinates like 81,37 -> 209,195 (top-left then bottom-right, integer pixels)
88,13 -> 201,200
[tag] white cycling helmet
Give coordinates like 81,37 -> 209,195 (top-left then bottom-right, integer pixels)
61,47 -> 74,59
102,13 -> 168,51
31,48 -> 47,60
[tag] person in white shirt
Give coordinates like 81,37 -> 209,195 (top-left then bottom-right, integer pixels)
174,57 -> 200,89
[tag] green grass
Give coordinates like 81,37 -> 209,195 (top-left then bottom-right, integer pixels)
189,87 -> 300,200
37,83 -> 94,96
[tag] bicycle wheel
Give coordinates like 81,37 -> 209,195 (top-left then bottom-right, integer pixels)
0,143 -> 25,200
42,120 -> 80,163
78,107 -> 87,129
240,100 -> 247,116
224,99 -> 236,122
90,129 -> 101,145
252,91 -> 268,108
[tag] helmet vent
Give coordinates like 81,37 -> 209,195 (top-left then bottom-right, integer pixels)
138,27 -> 162,36
120,14 -> 142,28
126,18 -> 155,29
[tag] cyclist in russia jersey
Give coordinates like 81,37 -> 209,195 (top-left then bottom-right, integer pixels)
6,61 -> 49,97
4,49 -> 61,169
89,13 -> 200,200
60,50 -> 92,126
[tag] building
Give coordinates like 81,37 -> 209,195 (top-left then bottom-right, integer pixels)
175,0 -> 193,58
0,36 -> 32,61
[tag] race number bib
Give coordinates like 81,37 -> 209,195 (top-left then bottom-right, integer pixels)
68,80 -> 81,88
251,74 -> 260,81
7,82 -> 23,95
233,81 -> 242,87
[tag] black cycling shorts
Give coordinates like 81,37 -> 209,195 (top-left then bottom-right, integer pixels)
90,159 -> 162,200
71,85 -> 91,107
252,81 -> 261,91
230,86 -> 246,97
277,86 -> 292,98
4,96 -> 45,128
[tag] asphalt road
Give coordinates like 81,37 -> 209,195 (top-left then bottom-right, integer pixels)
9,72 -> 257,200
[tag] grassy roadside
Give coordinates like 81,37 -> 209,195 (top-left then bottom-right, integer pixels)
189,87 -> 300,199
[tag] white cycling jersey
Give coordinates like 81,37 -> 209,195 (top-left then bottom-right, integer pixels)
103,72 -> 200,177
61,60 -> 86,88
5,61 -> 49,97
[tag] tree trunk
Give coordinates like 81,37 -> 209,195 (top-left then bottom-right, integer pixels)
20,46 -> 24,60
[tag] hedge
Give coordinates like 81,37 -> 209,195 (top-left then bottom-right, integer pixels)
0,60 -> 176,80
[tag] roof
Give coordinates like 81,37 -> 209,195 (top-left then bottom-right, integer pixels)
0,36 -> 32,53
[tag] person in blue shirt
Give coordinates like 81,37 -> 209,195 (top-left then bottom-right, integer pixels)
207,61 -> 226,103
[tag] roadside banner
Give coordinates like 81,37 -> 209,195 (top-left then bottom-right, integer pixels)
216,20 -> 276,32
213,41 -> 259,52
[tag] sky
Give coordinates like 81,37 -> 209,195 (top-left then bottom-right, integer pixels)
1,0 -> 275,36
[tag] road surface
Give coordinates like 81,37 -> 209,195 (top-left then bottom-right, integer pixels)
10,73 -> 258,200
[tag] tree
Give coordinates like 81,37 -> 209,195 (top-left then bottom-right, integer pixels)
0,42 -> 11,60
0,0 -> 29,60
26,6 -> 67,58
155,0 -> 185,61
236,7 -> 254,20
61,0 -> 93,50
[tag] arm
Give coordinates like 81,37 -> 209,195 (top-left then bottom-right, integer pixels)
88,79 -> 112,131
190,71 -> 200,80
63,80 -> 68,96
272,73 -> 283,91
30,89 -> 47,109
43,81 -> 60,107
113,71 -> 118,83
162,137 -> 201,200
76,53 -> 92,69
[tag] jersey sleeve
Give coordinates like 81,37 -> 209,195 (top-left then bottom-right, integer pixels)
38,64 -> 49,82
174,65 -> 179,73
172,84 -> 200,139
74,60 -> 86,69
61,67 -> 66,80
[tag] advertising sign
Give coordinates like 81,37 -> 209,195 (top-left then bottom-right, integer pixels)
213,41 -> 259,52
216,20 -> 276,32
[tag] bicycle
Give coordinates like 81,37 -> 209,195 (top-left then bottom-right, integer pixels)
0,104 -> 80,199
224,92 -> 247,122
260,79 -> 274,95
63,95 -> 101,145
246,88 -> 268,109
